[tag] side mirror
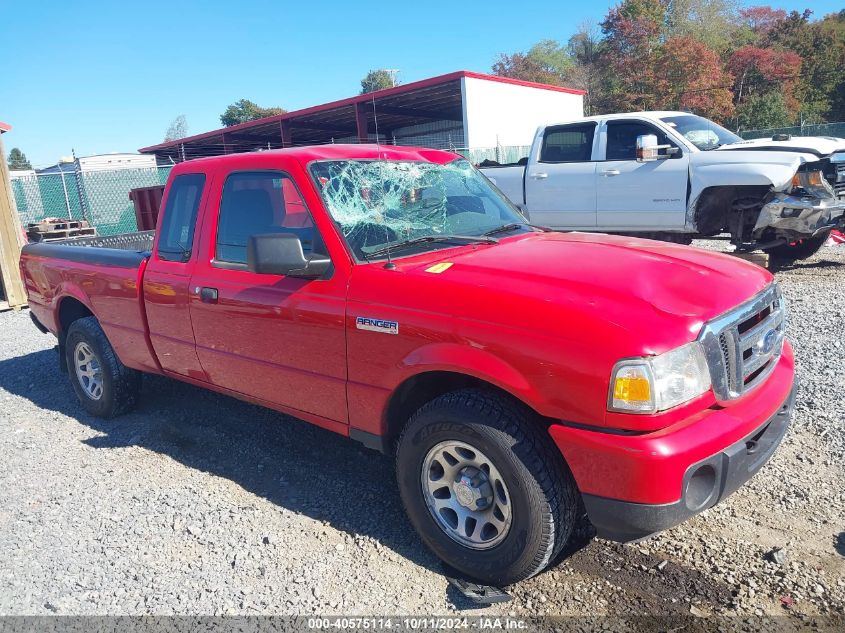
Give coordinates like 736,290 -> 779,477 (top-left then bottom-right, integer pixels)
636,135 -> 679,162
247,233 -> 331,279
636,134 -> 659,162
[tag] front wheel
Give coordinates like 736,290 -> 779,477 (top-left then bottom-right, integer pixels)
65,317 -> 141,418
395,389 -> 579,586
764,230 -> 831,261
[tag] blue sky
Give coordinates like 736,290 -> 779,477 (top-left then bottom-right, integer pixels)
1,0 -> 841,166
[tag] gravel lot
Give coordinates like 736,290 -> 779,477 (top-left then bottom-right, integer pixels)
0,240 -> 843,622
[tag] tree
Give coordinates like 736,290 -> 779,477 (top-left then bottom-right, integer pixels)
664,0 -> 740,52
164,115 -> 188,142
7,148 -> 32,170
738,5 -> 787,33
567,22 -> 605,114
220,99 -> 286,127
654,36 -> 735,122
820,10 -> 845,120
360,69 -> 399,94
727,46 -> 802,125
736,91 -> 792,130
599,0 -> 665,112
764,10 -> 845,123
493,39 -> 573,86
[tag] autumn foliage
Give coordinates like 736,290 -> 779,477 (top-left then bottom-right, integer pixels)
492,1 -> 845,130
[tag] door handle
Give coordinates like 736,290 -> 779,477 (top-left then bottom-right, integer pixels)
529,172 -> 548,180
602,169 -> 621,177
199,287 -> 218,304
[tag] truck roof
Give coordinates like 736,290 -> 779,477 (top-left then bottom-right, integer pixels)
177,144 -> 460,167
544,111 -> 691,127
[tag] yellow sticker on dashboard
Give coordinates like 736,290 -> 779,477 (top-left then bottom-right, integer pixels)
425,262 -> 454,274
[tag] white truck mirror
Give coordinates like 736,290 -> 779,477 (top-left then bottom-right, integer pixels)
636,135 -> 659,162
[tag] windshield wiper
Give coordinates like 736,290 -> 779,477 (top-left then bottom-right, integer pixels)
482,222 -> 552,236
363,234 -> 498,260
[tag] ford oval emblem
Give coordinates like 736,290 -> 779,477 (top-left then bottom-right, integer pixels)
761,329 -> 778,354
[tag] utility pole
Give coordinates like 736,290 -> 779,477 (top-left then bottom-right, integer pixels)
384,69 -> 400,87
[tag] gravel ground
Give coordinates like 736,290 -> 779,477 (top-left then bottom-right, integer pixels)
0,240 -> 843,622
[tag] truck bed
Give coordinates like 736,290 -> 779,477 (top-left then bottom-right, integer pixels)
23,231 -> 155,268
482,165 -> 525,211
20,230 -> 160,375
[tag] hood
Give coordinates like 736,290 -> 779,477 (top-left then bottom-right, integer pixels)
715,135 -> 845,158
383,232 -> 773,356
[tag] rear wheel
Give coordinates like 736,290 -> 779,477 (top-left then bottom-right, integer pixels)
65,317 -> 141,418
396,389 -> 579,585
764,230 -> 830,261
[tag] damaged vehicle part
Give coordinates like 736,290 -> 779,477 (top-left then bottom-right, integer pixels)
480,111 -> 845,263
309,158 -> 532,260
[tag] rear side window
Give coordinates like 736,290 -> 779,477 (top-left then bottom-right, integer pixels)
215,171 -> 315,266
157,173 -> 206,262
540,123 -> 596,163
605,121 -> 677,161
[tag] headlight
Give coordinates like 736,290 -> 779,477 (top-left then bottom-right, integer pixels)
608,342 -> 711,414
790,170 -> 835,198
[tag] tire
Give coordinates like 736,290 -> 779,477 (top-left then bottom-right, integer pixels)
65,316 -> 141,418
395,388 -> 579,586
764,230 -> 830,261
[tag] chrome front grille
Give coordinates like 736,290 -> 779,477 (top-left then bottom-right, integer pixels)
836,164 -> 845,198
698,284 -> 786,401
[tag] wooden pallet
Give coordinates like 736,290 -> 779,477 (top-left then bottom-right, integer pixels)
27,219 -> 89,232
28,227 -> 98,242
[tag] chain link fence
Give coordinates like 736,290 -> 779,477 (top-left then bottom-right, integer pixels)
740,122 -> 845,140
11,166 -> 173,236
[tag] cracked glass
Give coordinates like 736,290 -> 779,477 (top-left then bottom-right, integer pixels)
309,158 -> 527,260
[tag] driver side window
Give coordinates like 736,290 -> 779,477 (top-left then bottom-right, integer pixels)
605,121 -> 678,161
214,171 -> 317,267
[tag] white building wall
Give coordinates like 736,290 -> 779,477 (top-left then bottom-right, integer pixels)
461,76 -> 584,149
76,153 -> 157,172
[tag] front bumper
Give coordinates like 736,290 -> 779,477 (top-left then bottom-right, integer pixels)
581,381 -> 796,542
753,192 -> 845,239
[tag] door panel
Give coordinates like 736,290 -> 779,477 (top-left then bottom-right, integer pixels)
188,273 -> 348,421
144,270 -> 206,379
188,169 -> 348,423
144,172 -> 208,380
596,120 -> 690,229
525,123 -> 597,228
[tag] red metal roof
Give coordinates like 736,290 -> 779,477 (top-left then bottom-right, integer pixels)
0,121 -> 11,134
140,70 -> 585,154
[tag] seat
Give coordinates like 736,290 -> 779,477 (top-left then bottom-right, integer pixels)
217,188 -> 275,264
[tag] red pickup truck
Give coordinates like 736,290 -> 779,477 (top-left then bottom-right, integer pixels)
20,145 -> 796,585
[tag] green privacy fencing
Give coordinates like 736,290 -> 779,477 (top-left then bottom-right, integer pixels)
12,166 -> 173,236
740,122 -> 845,140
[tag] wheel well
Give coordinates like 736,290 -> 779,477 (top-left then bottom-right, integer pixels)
383,371 -> 536,450
58,298 -> 94,337
694,185 -> 770,237
56,298 -> 94,372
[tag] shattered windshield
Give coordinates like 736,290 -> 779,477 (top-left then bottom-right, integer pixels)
660,114 -> 742,151
309,158 -> 528,260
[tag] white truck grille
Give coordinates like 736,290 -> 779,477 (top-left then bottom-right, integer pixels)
698,284 -> 786,401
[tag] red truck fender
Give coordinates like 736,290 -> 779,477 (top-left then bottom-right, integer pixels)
371,342 -> 548,441
51,284 -> 95,335
401,343 -> 533,395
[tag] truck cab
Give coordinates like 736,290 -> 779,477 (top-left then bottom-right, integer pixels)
21,145 -> 797,587
483,111 -> 845,259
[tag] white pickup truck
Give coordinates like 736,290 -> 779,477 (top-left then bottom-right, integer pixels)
480,111 -> 845,261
